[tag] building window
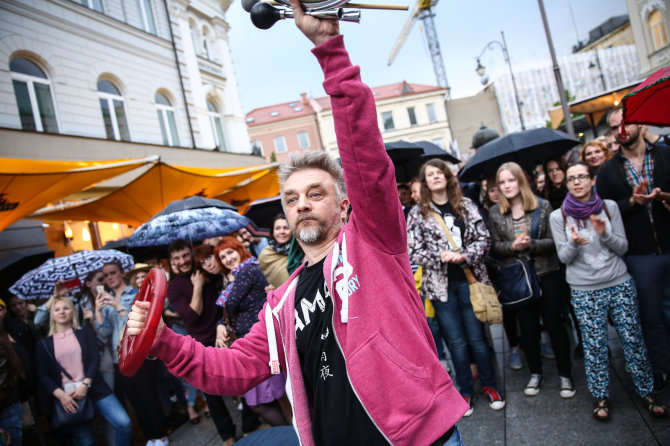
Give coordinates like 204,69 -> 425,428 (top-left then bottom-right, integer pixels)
78,0 -> 103,12
426,103 -> 437,123
382,111 -> 395,131
207,100 -> 227,151
251,140 -> 263,156
98,80 -> 130,141
297,131 -> 310,148
274,135 -> 287,153
407,107 -> 417,126
649,10 -> 668,50
155,92 -> 180,146
189,21 -> 199,55
137,0 -> 156,34
10,58 -> 59,133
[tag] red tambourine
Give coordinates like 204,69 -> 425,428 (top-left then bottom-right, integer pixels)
118,268 -> 167,376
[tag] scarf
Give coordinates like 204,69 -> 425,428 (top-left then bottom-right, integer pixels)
268,238 -> 291,256
562,188 -> 604,229
215,257 -> 259,307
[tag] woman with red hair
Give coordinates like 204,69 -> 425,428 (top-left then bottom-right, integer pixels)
213,237 -> 288,427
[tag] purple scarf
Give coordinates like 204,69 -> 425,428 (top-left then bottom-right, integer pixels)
562,188 -> 604,229
215,257 -> 259,307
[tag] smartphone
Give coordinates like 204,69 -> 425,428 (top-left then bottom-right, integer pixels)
96,285 -> 105,295
63,277 -> 81,290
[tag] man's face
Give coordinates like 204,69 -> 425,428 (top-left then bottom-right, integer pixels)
608,108 -> 640,148
170,248 -> 193,275
236,228 -> 252,247
282,168 -> 348,246
102,264 -> 124,289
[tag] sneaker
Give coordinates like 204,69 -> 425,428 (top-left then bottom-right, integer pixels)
509,348 -> 523,370
540,342 -> 555,359
463,396 -> 474,417
483,386 -> 506,410
559,376 -> 576,399
524,374 -> 543,396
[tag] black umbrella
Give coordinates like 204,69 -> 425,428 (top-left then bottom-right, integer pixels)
458,128 -> 580,182
244,196 -> 283,232
152,196 -> 237,219
384,141 -> 425,183
396,141 -> 461,182
0,247 -> 54,294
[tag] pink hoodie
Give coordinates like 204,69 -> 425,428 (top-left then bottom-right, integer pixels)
150,35 -> 467,445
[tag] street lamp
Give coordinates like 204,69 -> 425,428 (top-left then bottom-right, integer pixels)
475,31 -> 525,130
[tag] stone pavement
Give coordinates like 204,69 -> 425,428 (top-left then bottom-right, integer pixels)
168,323 -> 670,445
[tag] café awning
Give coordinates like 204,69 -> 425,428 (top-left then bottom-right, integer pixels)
548,81 -> 640,130
32,162 -> 279,226
0,156 -> 157,231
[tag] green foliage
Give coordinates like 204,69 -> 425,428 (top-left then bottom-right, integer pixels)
270,152 -> 277,162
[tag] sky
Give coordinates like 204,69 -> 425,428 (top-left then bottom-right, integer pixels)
225,0 -> 629,113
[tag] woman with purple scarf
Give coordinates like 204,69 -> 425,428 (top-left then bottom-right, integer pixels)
549,162 -> 665,421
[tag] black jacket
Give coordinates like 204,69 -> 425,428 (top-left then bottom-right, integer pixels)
596,142 -> 670,256
35,326 -> 111,402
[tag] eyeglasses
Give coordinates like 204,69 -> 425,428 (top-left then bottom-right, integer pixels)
566,174 -> 590,183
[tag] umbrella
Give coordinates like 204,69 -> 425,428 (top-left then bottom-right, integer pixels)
152,196 -> 237,219
395,141 -> 461,182
244,196 -> 283,231
0,247 -> 54,294
622,66 -> 670,128
384,141 -> 425,183
127,207 -> 250,248
458,128 -> 580,182
9,249 -> 133,300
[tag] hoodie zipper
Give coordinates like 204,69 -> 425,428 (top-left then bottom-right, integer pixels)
326,268 -> 393,445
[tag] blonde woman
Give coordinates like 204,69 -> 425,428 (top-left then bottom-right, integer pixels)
488,162 -> 575,398
36,297 -> 131,445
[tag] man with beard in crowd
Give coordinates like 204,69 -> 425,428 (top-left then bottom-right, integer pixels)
597,106 -> 670,392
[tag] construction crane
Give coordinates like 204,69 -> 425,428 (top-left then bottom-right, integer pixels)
388,0 -> 450,99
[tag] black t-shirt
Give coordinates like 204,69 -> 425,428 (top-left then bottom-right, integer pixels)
433,201 -> 467,282
294,258 -> 388,445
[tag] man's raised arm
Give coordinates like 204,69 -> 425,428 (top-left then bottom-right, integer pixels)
291,1 -> 406,254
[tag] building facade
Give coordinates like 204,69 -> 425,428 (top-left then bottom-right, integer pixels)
0,0 -> 253,157
246,93 -> 324,164
626,0 -> 670,77
247,81 -> 453,162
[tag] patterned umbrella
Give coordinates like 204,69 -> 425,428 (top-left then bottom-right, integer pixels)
9,249 -> 134,300
127,207 -> 250,248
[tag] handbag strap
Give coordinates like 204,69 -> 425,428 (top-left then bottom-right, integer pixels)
42,338 -> 75,381
432,211 -> 477,285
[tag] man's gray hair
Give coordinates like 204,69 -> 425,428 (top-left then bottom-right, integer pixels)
277,151 -> 347,207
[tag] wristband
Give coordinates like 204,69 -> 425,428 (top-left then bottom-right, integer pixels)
82,382 -> 91,388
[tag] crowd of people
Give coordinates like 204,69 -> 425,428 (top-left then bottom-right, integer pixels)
1,10 -> 669,446
0,222 -> 295,446
398,105 -> 670,422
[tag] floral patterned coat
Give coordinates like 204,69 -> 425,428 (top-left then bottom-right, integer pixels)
407,197 -> 492,302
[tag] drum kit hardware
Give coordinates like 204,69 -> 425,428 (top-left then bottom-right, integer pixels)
243,0 -> 408,30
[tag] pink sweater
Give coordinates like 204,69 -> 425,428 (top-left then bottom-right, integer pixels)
151,34 -> 467,445
53,328 -> 85,388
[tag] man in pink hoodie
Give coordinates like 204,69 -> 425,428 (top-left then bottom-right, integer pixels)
127,2 -> 468,444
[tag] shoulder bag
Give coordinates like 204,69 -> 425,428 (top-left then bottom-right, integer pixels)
494,200 -> 543,309
42,339 -> 95,429
432,212 -> 502,325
